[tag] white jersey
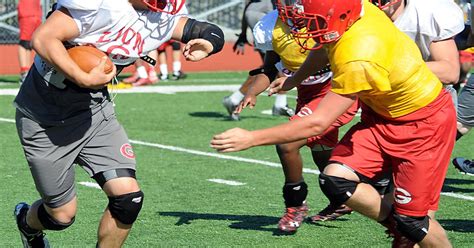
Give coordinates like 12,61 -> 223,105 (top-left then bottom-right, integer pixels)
394,0 -> 464,61
16,0 -> 188,125
34,0 -> 187,88
253,10 -> 331,85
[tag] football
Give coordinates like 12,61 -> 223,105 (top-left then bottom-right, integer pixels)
67,46 -> 114,74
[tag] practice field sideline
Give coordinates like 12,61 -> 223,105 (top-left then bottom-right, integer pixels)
0,72 -> 472,247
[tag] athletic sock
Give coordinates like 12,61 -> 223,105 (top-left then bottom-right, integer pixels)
172,61 -> 182,75
159,64 -> 169,79
229,90 -> 245,105
274,94 -> 288,109
136,66 -> 148,79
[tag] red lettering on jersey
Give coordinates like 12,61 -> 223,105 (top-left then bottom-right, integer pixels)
107,45 -> 130,59
97,31 -> 112,43
122,28 -> 137,45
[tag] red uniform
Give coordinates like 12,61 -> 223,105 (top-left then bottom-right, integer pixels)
18,0 -> 42,41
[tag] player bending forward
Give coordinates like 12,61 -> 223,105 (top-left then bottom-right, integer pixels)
13,0 -> 223,247
235,7 -> 358,232
211,0 -> 455,247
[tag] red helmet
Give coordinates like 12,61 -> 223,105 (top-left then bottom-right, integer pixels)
278,0 -> 362,50
370,0 -> 401,10
141,0 -> 185,14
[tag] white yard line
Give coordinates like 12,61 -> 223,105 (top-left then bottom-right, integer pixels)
1,114 -> 472,201
207,179 -> 246,186
78,181 -> 101,190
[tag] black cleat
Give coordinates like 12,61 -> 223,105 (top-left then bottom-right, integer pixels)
14,202 -> 50,248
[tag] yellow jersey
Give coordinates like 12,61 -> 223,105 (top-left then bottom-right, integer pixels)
327,1 -> 442,119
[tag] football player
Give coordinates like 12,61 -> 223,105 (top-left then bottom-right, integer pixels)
13,0 -> 224,247
234,7 -> 357,232
211,0 -> 454,247
370,0 -> 464,219
222,0 -> 295,121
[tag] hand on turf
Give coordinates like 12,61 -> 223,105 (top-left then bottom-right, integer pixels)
210,128 -> 254,153
79,56 -> 117,90
183,39 -> 213,61
234,94 -> 257,114
268,76 -> 295,96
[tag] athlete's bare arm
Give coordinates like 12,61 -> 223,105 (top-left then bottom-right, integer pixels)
172,17 -> 215,62
427,38 -> 460,84
211,91 -> 356,152
31,8 -> 116,89
269,47 -> 328,95
235,51 -> 282,113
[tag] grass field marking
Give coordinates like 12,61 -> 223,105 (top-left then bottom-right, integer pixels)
440,192 -> 474,201
207,179 -> 246,186
129,139 -> 320,175
78,181 -> 101,190
0,117 -> 15,123
1,117 -> 472,202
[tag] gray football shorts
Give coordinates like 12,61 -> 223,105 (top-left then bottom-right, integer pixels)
15,110 -> 136,208
457,78 -> 474,127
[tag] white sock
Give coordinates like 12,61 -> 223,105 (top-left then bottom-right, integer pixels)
172,61 -> 181,75
137,66 -> 148,79
229,90 -> 245,105
159,64 -> 168,78
274,94 -> 287,108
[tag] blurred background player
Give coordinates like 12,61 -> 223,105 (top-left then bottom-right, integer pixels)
122,50 -> 159,86
122,3 -> 189,86
222,0 -> 294,121
157,40 -> 187,81
234,7 -> 357,232
17,0 -> 42,84
453,0 -> 474,175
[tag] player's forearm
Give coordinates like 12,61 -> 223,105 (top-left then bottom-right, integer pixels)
32,35 -> 86,85
250,116 -> 327,146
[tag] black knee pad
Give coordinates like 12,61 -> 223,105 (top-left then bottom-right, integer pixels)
108,191 -> 144,225
393,213 -> 430,243
37,204 -> 75,230
282,181 -> 308,207
171,41 -> 181,50
319,174 -> 358,206
19,40 -> 32,50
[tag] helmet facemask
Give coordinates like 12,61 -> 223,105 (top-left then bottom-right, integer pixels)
141,0 -> 185,14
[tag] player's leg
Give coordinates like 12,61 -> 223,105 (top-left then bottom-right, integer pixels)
147,50 -> 159,83
78,114 -> 143,247
14,110 -> 81,247
17,16 -> 40,84
275,139 -> 309,232
222,73 -> 259,121
272,93 -> 295,117
170,41 -> 186,80
96,176 -> 142,247
452,75 -> 474,174
157,43 -> 169,81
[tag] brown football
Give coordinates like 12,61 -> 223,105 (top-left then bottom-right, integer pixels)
67,46 -> 114,74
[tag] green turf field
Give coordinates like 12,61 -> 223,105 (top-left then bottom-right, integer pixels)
0,72 -> 473,247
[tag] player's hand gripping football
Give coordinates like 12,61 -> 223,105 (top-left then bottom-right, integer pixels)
78,57 -> 117,90
268,76 -> 297,96
210,128 -> 255,153
183,39 -> 213,61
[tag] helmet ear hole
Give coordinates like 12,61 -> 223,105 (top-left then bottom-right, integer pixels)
340,13 -> 347,21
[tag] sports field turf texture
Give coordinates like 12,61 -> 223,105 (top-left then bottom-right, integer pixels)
0,72 -> 472,247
